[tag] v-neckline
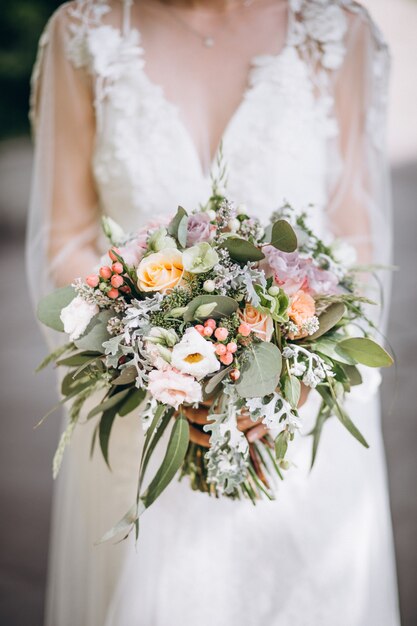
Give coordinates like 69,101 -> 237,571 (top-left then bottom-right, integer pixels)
129,5 -> 294,178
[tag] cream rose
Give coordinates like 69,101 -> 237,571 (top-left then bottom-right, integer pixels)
137,248 -> 183,293
238,304 -> 273,341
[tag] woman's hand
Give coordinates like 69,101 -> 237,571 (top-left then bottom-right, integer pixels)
180,383 -> 310,448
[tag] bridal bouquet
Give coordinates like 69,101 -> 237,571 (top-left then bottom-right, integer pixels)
37,181 -> 393,540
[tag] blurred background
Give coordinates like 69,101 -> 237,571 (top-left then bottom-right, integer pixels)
0,1 -> 416,624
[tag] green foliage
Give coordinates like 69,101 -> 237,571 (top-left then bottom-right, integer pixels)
167,206 -> 188,248
235,342 -> 282,398
74,310 -> 113,353
307,302 -> 346,340
284,374 -> 301,409
268,220 -> 298,252
338,337 -> 393,368
141,415 -> 190,509
183,295 -> 238,322
220,237 -> 265,263
37,286 -> 76,331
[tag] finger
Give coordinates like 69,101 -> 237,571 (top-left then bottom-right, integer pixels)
183,406 -> 210,425
237,416 -> 258,431
236,415 -> 263,431
189,424 -> 210,448
246,423 -> 268,443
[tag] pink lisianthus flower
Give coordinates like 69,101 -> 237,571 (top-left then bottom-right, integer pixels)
147,367 -> 202,410
261,247 -> 308,296
261,247 -> 340,297
186,212 -> 215,247
117,216 -> 172,267
304,260 -> 339,296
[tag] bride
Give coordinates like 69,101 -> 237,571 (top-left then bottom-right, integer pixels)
28,0 -> 400,624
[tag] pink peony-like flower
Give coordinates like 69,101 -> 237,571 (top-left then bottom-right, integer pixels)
147,367 -> 202,409
186,213 -> 215,247
304,260 -> 339,296
261,247 -> 340,297
261,247 -> 308,296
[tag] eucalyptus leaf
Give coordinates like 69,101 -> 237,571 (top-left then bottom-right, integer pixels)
284,375 -> 301,409
74,310 -> 113,353
97,503 -> 138,544
317,386 -> 369,448
118,388 -> 146,417
177,215 -> 189,248
275,430 -> 289,460
87,389 -> 130,420
183,295 -> 238,322
235,342 -> 282,398
310,403 -> 331,468
220,237 -> 265,263
99,406 -> 119,467
205,365 -> 233,395
167,206 -> 188,244
140,409 -> 174,487
312,339 -> 355,365
338,337 -> 393,368
141,416 -> 189,509
269,220 -> 298,252
37,286 -> 76,331
111,365 -> 137,386
342,364 -> 363,387
57,351 -> 101,367
307,303 -> 346,341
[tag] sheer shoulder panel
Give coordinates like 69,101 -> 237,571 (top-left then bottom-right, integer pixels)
27,1 -> 124,301
327,4 -> 391,270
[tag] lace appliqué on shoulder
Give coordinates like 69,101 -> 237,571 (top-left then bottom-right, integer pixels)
288,0 -> 348,71
66,0 -> 111,69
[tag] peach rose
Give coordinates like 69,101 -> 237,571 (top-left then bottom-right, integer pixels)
238,304 -> 273,341
288,290 -> 316,327
137,248 -> 183,293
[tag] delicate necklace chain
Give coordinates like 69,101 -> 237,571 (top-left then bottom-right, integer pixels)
164,0 -> 257,48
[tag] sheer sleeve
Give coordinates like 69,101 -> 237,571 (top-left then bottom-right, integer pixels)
326,7 -> 392,274
27,4 -> 101,302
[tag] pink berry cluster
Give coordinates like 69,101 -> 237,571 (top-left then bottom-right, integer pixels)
85,247 -> 130,300
195,318 -> 254,381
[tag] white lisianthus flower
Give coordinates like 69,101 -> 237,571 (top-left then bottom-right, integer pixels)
171,327 -> 220,380
182,242 -> 219,274
60,296 -> 99,341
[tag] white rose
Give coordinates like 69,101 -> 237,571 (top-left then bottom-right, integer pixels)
171,327 -> 220,380
330,239 -> 357,267
304,4 -> 347,44
60,296 -> 99,341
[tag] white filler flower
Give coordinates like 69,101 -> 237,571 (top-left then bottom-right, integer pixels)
60,296 -> 99,341
171,327 -> 220,380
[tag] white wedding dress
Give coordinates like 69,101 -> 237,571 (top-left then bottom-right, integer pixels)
28,1 -> 400,624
